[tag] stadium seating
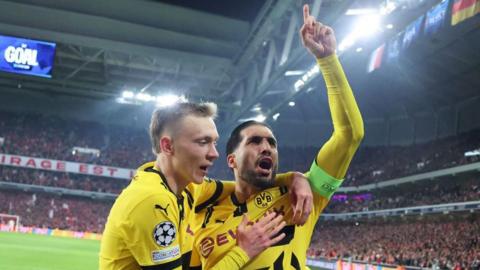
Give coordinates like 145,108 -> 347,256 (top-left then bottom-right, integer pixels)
0,190 -> 111,233
324,174 -> 480,213
308,213 -> 480,269
1,111 -> 479,268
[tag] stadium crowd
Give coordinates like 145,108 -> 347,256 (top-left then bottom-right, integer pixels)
0,190 -> 111,233
0,166 -> 128,194
1,111 -> 480,268
1,111 -> 479,187
325,175 -> 480,213
0,111 -> 152,169
1,166 -> 478,214
308,214 -> 480,269
279,129 -> 480,187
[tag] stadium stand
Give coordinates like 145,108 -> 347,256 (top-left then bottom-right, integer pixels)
0,190 -> 111,233
2,110 -> 480,186
325,173 -> 480,213
0,166 -> 127,194
278,129 -> 480,187
1,111 -> 479,268
308,213 -> 480,269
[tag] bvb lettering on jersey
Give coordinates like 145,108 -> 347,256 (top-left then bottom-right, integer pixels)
192,185 -> 329,269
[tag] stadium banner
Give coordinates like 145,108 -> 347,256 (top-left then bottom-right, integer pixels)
367,43 -> 385,73
424,0 -> 449,35
308,258 -> 412,270
402,15 -> 425,50
0,153 -> 135,180
451,0 -> 480,25
385,32 -> 403,64
306,258 -> 336,270
1,225 -> 102,240
0,34 -> 56,78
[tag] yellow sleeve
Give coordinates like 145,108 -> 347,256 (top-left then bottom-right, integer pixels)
208,246 -> 250,270
315,54 -> 364,179
273,172 -> 294,186
120,194 -> 182,267
187,179 -> 235,211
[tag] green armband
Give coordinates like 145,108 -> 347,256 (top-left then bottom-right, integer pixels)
305,160 -> 343,199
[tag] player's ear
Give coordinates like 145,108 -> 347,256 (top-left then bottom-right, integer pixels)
160,136 -> 174,155
227,153 -> 236,169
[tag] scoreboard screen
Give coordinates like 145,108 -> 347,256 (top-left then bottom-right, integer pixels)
0,34 -> 56,78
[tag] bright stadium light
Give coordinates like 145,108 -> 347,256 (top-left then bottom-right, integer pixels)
345,8 -> 378,16
294,65 -> 319,92
288,101 -> 295,107
251,106 -> 262,112
116,97 -> 136,105
356,47 -> 363,52
122,91 -> 134,98
284,70 -> 305,76
339,14 -> 382,52
338,34 -> 357,51
294,80 -> 305,91
386,23 -> 394,29
156,94 -> 187,108
356,14 -> 382,37
253,114 -> 266,122
136,92 -> 153,102
464,149 -> 480,157
380,1 -> 397,15
272,113 -> 280,121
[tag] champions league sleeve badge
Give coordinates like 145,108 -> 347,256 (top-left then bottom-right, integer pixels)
153,221 -> 176,247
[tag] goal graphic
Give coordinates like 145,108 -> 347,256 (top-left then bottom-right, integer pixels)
0,213 -> 20,232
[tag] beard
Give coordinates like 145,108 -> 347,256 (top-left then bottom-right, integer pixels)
241,165 -> 277,190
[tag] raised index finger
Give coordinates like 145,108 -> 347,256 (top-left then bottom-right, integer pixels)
303,4 -> 310,23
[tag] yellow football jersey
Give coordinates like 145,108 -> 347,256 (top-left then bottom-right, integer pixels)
99,162 -> 231,270
190,54 -> 363,269
191,172 -> 330,269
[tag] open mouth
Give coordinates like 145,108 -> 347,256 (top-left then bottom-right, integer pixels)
259,159 -> 272,170
257,157 -> 273,176
199,165 -> 209,173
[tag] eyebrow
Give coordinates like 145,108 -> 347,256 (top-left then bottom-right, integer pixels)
247,135 -> 277,146
195,135 -> 217,142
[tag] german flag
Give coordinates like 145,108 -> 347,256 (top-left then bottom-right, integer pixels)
451,0 -> 479,25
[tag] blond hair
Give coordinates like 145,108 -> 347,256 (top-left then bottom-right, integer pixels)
149,102 -> 217,154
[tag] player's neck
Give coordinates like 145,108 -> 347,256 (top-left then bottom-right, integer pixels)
155,157 -> 188,196
234,179 -> 261,203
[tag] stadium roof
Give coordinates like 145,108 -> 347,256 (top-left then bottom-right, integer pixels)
0,0 -> 478,134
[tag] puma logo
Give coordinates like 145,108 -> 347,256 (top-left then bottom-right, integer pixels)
215,219 -> 225,224
155,204 -> 170,216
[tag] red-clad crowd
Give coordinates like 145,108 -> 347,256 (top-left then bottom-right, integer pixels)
308,214 -> 480,269
0,190 -> 112,233
325,175 -> 480,213
0,166 -> 128,194
1,111 -> 479,186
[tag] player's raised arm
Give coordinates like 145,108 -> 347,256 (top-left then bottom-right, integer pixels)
300,4 -> 364,197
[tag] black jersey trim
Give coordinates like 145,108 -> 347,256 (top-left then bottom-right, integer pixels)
194,180 -> 224,213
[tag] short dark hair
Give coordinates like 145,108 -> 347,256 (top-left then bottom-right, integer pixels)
225,120 -> 272,156
150,102 -> 217,154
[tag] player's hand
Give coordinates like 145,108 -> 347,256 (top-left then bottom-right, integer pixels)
299,4 -> 336,58
236,212 -> 286,258
289,172 -> 313,226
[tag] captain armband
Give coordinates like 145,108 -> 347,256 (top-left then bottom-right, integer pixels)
305,160 -> 343,200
